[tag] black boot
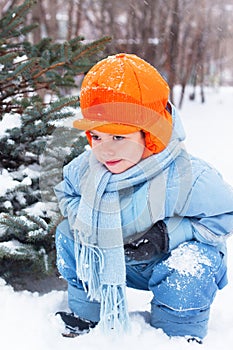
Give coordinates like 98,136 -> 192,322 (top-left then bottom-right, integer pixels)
56,311 -> 98,338
187,337 -> 203,344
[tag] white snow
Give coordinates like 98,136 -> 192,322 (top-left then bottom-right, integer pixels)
1,86 -> 233,349
13,55 -> 28,64
0,113 -> 21,136
0,239 -> 27,255
0,169 -> 21,196
164,243 -> 212,277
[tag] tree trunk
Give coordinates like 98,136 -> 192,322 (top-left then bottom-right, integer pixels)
166,0 -> 180,103
31,2 -> 43,43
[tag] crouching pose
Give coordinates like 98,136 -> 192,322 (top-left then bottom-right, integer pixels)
54,53 -> 233,342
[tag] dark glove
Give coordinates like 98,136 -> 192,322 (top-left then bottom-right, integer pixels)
124,220 -> 169,261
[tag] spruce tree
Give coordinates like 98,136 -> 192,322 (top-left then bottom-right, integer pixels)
0,0 -> 110,288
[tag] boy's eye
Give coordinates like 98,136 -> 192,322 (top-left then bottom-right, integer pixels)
89,133 -> 125,142
113,135 -> 125,141
90,134 -> 101,141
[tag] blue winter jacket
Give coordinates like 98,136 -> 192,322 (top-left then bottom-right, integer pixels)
54,106 -> 233,276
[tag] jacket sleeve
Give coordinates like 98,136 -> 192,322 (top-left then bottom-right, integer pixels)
54,160 -> 82,230
181,166 -> 233,246
181,168 -> 233,245
165,155 -> 233,250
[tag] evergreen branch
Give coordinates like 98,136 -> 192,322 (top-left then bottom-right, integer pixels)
47,215 -> 64,237
0,52 -> 18,65
0,0 -> 36,39
18,23 -> 38,36
32,61 -> 66,79
22,212 -> 48,230
0,214 -> 29,234
61,41 -> 72,63
0,245 -> 34,259
70,36 -> 111,63
41,97 -> 79,120
0,102 -> 30,114
0,0 -> 111,282
32,36 -> 111,80
1,83 -> 49,100
69,35 -> 85,46
3,58 -> 40,83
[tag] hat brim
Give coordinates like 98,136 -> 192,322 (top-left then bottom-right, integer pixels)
73,102 -> 172,148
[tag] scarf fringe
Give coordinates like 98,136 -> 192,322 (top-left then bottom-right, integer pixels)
75,240 -> 130,334
99,284 -> 130,334
75,241 -> 104,301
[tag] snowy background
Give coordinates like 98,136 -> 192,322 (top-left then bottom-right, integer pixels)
0,86 -> 233,349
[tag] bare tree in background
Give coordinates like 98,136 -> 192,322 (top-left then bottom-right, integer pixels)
1,0 -> 233,104
177,0 -> 208,107
30,1 -> 44,43
0,0 -> 20,14
163,0 -> 180,103
66,0 -> 84,39
122,0 -> 158,62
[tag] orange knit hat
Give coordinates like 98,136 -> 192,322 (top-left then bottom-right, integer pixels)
74,53 -> 172,153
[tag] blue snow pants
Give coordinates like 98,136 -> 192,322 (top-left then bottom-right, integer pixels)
56,219 -> 227,339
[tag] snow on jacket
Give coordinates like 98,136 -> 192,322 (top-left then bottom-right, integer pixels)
54,106 -> 233,266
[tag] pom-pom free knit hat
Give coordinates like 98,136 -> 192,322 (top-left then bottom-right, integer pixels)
74,53 -> 172,153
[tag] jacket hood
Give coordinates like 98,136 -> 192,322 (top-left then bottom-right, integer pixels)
170,103 -> 186,144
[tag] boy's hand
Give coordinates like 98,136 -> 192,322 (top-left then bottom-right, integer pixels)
124,221 -> 169,261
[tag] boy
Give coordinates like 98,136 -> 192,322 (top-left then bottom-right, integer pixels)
54,53 -> 233,342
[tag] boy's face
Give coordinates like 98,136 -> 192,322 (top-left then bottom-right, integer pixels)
89,130 -> 146,174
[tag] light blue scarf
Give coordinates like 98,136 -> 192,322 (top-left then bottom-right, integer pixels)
73,138 -> 181,333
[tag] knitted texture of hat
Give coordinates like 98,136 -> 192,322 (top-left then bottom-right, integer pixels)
78,53 -> 172,153
80,53 -> 169,115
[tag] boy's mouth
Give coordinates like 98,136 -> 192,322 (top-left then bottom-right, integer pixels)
105,159 -> 122,167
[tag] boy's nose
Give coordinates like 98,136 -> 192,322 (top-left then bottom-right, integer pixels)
100,140 -> 116,156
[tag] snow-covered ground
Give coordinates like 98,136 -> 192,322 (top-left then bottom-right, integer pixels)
1,86 -> 233,349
